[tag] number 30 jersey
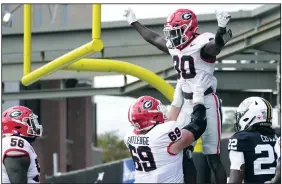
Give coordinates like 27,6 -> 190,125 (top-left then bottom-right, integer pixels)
228,130 -> 278,183
168,32 -> 217,93
2,136 -> 40,183
124,121 -> 184,183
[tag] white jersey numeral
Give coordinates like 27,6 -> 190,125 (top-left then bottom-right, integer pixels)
254,144 -> 276,175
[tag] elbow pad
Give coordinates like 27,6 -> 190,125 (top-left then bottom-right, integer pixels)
183,104 -> 207,140
215,27 -> 232,46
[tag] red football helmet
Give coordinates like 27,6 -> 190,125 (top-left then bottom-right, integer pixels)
128,96 -> 168,132
2,106 -> 42,137
163,9 -> 199,50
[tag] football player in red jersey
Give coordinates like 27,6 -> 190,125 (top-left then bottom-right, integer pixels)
125,75 -> 209,182
124,8 -> 232,184
2,106 -> 42,183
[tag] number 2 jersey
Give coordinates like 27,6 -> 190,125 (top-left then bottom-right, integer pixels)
168,32 -> 217,93
124,121 -> 184,183
274,136 -> 281,159
2,135 -> 40,183
228,130 -> 279,183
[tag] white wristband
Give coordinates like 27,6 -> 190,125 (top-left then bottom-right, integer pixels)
193,88 -> 205,105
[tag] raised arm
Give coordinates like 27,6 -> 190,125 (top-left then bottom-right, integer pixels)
201,11 -> 232,58
124,8 -> 169,54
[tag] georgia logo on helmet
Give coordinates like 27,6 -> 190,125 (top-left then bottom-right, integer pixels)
128,96 -> 168,133
234,97 -> 272,132
2,106 -> 43,138
163,9 -> 199,50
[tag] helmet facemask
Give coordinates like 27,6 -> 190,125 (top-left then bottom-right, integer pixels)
163,21 -> 195,49
22,113 -> 43,137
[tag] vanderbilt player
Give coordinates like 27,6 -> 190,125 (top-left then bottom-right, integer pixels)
266,136 -> 281,184
228,97 -> 279,184
124,76 -> 209,183
124,7 -> 232,184
2,106 -> 43,183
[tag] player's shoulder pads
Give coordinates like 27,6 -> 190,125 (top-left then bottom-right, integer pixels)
228,131 -> 252,152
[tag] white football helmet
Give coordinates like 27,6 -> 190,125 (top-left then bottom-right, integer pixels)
235,97 -> 272,132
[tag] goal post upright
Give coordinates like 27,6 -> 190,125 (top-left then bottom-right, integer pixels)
21,4 -> 103,86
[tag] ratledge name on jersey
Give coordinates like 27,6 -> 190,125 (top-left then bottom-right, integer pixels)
127,136 -> 149,145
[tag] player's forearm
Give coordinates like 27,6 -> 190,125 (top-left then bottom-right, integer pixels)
170,130 -> 195,154
131,21 -> 161,43
169,104 -> 207,154
167,105 -> 181,121
203,27 -> 232,56
131,22 -> 169,54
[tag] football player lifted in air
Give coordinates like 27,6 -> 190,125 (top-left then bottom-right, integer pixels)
124,75 -> 210,183
2,106 -> 43,183
124,7 -> 232,184
228,97 -> 279,184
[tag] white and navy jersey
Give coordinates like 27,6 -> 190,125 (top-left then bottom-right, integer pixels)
274,136 -> 280,159
124,121 -> 184,183
2,136 -> 40,183
228,130 -> 278,183
168,32 -> 217,93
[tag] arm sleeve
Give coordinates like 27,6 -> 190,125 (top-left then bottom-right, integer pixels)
229,150 -> 245,170
199,33 -> 217,63
131,22 -> 169,54
202,28 -> 232,58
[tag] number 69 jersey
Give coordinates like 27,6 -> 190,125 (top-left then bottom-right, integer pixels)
124,121 -> 184,183
228,130 -> 279,183
168,32 -> 217,93
2,136 -> 40,183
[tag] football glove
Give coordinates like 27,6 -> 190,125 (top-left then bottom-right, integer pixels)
123,8 -> 138,25
215,10 -> 231,28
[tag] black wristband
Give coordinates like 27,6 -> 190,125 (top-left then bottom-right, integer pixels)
215,27 -> 232,46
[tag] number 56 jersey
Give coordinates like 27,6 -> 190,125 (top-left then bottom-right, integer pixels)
124,121 -> 184,183
2,136 -> 40,183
